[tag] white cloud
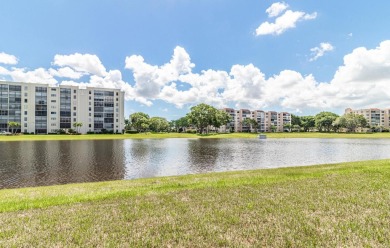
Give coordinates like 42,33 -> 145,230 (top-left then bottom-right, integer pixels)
53,53 -> 107,77
9,68 -> 57,85
124,42 -> 390,113
256,4 -> 317,36
0,52 -> 18,65
266,2 -> 289,17
2,41 -> 390,115
49,67 -> 85,79
309,42 -> 334,61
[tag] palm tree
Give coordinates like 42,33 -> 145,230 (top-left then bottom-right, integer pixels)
73,122 -> 83,133
7,121 -> 20,134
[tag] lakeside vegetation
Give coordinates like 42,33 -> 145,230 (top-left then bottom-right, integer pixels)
2,131 -> 390,142
0,159 -> 389,246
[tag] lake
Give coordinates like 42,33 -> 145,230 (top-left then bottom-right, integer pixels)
1,138 -> 390,189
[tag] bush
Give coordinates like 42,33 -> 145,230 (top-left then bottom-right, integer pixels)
86,131 -> 95,134
186,130 -> 197,134
125,130 -> 139,134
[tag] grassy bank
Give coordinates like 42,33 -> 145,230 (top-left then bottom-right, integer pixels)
1,131 -> 390,141
1,160 -> 389,246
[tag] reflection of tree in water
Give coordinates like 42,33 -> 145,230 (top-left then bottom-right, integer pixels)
91,140 -> 125,182
187,139 -> 222,173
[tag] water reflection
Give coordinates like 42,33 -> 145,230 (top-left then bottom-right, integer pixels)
1,138 -> 390,189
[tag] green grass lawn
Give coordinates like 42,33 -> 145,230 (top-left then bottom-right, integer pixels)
1,131 -> 390,141
1,160 -> 389,247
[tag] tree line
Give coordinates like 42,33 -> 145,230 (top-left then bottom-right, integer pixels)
291,111 -> 382,132
126,104 -> 385,134
126,103 -> 231,134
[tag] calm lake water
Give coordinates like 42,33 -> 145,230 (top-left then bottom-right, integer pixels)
1,138 -> 390,189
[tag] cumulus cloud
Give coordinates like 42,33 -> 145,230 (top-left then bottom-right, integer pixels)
53,53 -> 107,77
256,3 -> 317,36
9,68 -> 58,85
124,42 -> 390,112
266,2 -> 289,17
309,42 -> 334,61
49,67 -> 85,79
2,41 -> 390,115
0,52 -> 18,65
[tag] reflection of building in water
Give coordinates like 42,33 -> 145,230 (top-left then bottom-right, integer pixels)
219,108 -> 291,133
0,81 -> 124,134
0,140 -> 126,189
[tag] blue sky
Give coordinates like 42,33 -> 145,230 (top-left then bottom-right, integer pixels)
1,0 -> 390,119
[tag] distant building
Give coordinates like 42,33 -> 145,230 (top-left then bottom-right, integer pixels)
219,108 -> 291,133
0,81 -> 125,134
345,108 -> 390,129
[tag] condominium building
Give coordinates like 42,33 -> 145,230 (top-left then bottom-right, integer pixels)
345,108 -> 390,128
219,108 -> 291,133
0,81 -> 125,134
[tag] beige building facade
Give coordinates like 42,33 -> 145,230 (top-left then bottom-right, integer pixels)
219,108 -> 291,133
345,108 -> 390,129
0,81 -> 125,134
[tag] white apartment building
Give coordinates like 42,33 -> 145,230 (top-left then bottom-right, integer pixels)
345,108 -> 390,129
219,108 -> 291,133
0,81 -> 125,134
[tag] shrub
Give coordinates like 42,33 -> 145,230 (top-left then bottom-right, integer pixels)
126,130 -> 139,134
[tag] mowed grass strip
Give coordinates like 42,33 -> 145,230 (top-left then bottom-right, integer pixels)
0,160 -> 390,247
1,132 -> 390,141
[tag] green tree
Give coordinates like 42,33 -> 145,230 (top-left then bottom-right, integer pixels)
300,116 -> 315,132
130,112 -> 150,132
149,117 -> 170,132
186,103 -> 220,134
270,125 -> 277,133
172,116 -> 189,132
212,110 -> 231,131
315,112 -> 339,132
73,122 -> 83,133
338,113 -> 367,132
332,118 -> 343,132
242,118 -> 258,132
7,121 -> 20,134
124,119 -> 131,131
291,114 -> 301,126
283,123 -> 292,132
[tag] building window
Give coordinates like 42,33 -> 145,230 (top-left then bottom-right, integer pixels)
73,90 -> 76,94
89,113 -> 91,116
89,124 -> 91,128
51,88 -> 56,91
73,107 -> 76,111
24,111 -> 27,115
24,117 -> 27,121
89,91 -> 91,94
89,107 -> 91,111
24,99 -> 27,103
51,94 -> 56,97
116,92 -> 118,96
24,123 -> 27,127
73,112 -> 76,116
116,119 -> 118,122
51,111 -> 56,115
73,95 -> 76,99
51,100 -> 56,103
24,93 -> 28,97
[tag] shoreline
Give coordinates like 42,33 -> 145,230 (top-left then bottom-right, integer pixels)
1,159 -> 389,246
1,132 -> 390,141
